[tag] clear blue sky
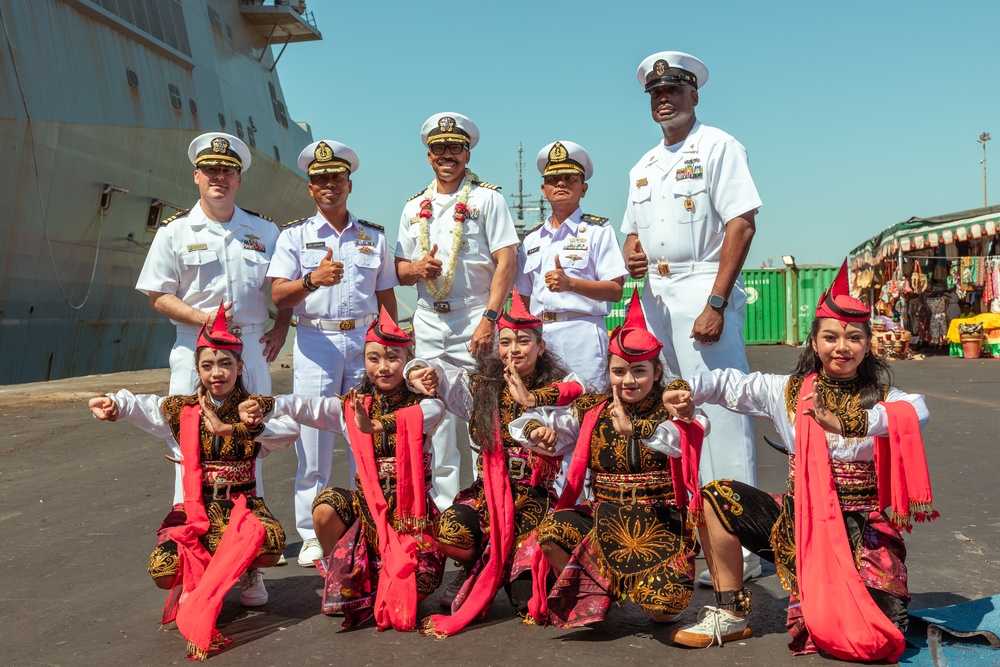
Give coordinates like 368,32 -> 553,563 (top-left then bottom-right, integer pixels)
275,1 -> 999,270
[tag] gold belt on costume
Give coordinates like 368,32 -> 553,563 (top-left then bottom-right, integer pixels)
787,455 -> 879,511
201,459 -> 256,499
592,470 -> 675,505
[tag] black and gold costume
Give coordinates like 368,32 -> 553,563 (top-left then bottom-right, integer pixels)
149,389 -> 284,581
535,384 -> 696,621
311,384 -> 444,599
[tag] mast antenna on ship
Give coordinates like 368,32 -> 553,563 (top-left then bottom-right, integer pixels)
509,142 -> 548,241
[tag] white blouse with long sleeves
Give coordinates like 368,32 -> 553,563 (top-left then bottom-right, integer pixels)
686,368 -> 930,462
104,389 -> 300,458
508,399 -> 711,459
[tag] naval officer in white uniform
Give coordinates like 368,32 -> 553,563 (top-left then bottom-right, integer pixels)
621,52 -> 762,581
269,140 -> 398,566
395,112 -> 519,511
137,132 -> 290,503
515,141 -> 626,392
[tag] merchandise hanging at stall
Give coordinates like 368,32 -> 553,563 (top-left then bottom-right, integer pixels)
849,204 -> 1000,359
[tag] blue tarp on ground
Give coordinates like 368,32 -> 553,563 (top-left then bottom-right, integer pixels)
900,595 -> 1000,666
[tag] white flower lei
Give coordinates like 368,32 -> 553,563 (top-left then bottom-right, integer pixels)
417,169 -> 477,299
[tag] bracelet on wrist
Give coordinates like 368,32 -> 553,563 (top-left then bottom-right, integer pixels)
302,272 -> 320,292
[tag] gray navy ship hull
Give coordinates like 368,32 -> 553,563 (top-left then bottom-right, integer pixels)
0,0 -> 322,384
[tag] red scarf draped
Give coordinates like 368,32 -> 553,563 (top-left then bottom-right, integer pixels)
794,374 -> 910,663
163,403 -> 266,661
873,401 -> 938,533
422,417 -> 514,637
344,398 -> 427,632
525,400 -> 703,623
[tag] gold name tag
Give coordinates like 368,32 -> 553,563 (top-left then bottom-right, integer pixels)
636,178 -> 648,187
187,243 -> 208,252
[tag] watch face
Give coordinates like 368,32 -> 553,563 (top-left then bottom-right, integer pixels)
708,295 -> 726,308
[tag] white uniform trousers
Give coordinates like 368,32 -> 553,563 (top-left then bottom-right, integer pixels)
412,305 -> 481,512
167,324 -> 272,503
542,316 -> 610,393
641,270 -> 757,488
292,324 -> 366,540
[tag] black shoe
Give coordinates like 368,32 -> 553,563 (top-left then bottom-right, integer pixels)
440,569 -> 469,608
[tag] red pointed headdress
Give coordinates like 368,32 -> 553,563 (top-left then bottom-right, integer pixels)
815,260 -> 869,325
197,302 -> 242,351
498,287 -> 542,332
365,306 -> 413,347
609,289 -> 662,363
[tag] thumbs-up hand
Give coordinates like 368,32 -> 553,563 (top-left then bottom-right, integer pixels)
312,246 -> 344,287
544,253 -> 572,293
417,242 -> 443,280
626,237 -> 648,279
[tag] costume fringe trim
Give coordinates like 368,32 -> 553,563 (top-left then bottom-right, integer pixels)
186,632 -> 230,661
890,502 -> 939,534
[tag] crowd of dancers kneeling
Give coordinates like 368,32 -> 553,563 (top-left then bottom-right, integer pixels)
89,265 -> 936,662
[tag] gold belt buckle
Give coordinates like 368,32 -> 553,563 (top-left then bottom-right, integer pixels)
542,312 -> 558,322
432,301 -> 451,313
619,483 -> 639,505
508,456 -> 528,481
657,260 -> 671,276
339,319 -> 356,331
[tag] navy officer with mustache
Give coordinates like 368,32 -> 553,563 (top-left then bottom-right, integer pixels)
394,112 -> 518,512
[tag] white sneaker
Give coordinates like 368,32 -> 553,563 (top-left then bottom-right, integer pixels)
697,555 -> 763,587
297,538 -> 324,567
672,605 -> 752,648
239,568 -> 268,607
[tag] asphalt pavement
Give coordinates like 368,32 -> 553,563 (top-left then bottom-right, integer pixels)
1,345 -> 997,666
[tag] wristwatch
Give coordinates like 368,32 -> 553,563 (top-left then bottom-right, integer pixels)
707,294 -> 728,309
483,309 -> 500,323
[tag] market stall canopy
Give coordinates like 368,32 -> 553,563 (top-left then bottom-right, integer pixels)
849,204 -> 1000,272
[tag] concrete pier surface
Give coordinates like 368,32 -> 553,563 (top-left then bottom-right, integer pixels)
2,346 -> 997,666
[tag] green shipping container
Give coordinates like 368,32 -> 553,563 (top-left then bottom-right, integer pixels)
741,269 -> 787,344
605,278 -> 644,332
791,266 -> 838,344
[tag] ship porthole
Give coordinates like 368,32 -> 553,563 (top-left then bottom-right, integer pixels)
126,68 -> 139,89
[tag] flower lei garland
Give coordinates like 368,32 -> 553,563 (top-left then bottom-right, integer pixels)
417,169 -> 477,299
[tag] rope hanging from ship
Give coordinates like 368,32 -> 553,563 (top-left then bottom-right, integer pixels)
1,5 -> 104,311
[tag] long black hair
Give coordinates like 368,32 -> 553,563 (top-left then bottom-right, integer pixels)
790,318 -> 893,408
470,328 -> 570,452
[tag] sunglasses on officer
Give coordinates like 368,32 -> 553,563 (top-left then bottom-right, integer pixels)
429,143 -> 468,156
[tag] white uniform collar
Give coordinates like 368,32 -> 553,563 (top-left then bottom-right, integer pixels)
314,211 -> 357,236
189,200 -> 250,229
543,207 -> 583,237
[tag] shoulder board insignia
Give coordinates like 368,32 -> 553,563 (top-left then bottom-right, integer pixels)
472,180 -> 502,191
160,209 -> 190,226
282,217 -> 309,228
407,190 -> 426,202
240,207 -> 273,222
523,222 -> 544,236
357,219 -> 384,232
581,214 -> 608,226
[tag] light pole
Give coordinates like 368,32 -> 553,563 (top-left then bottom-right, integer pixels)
979,132 -> 991,206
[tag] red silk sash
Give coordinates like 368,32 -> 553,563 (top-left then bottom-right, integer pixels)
422,417 -> 514,637
165,403 -> 265,661
873,401 -> 938,533
794,374 -> 905,662
345,398 -> 427,632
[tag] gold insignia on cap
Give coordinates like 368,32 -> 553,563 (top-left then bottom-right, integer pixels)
315,141 -> 334,162
211,137 -> 230,154
439,116 -> 456,132
549,142 -> 569,163
654,59 -> 668,75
